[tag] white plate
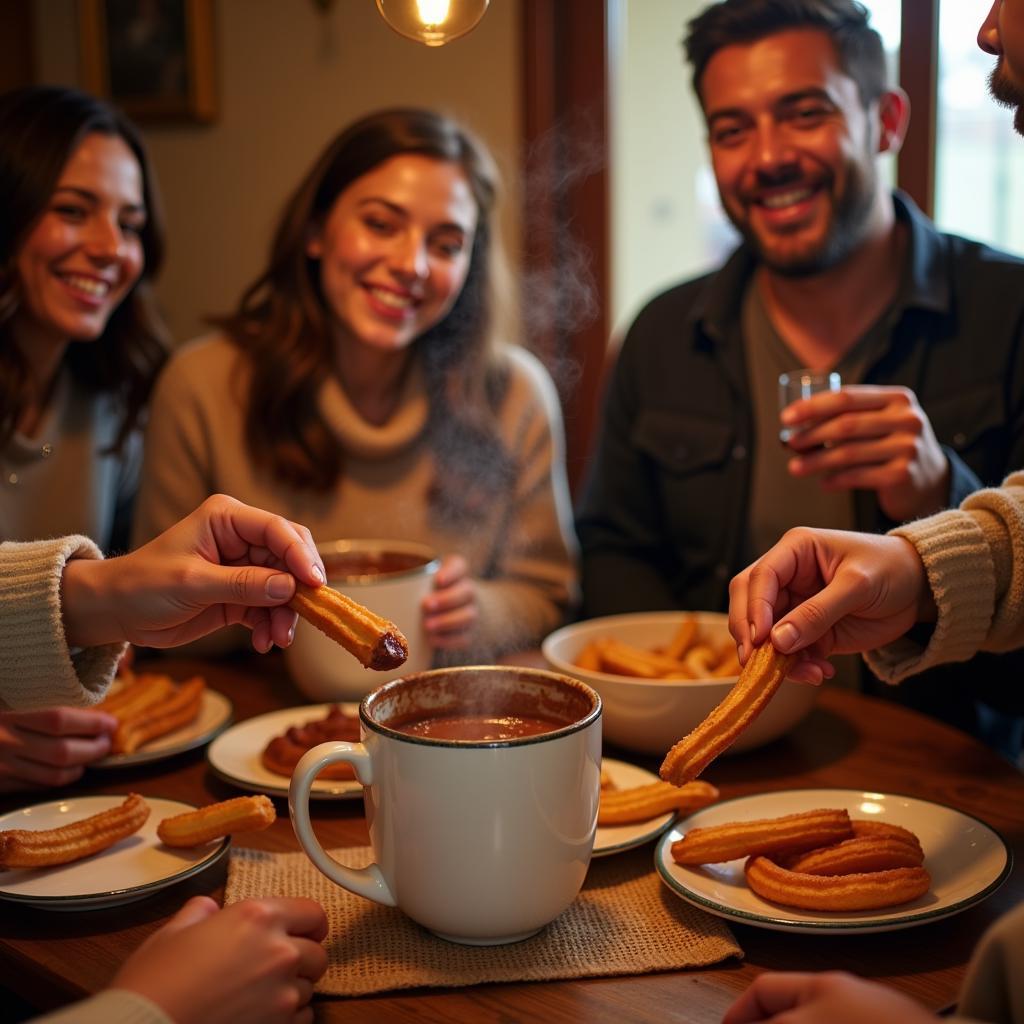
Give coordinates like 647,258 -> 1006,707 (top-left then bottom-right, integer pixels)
655,788 -> 1012,934
593,758 -> 676,857
92,689 -> 233,768
207,703 -> 363,800
0,795 -> 229,910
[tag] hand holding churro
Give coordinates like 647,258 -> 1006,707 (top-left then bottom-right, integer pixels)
660,643 -> 794,785
289,584 -> 409,670
0,793 -> 150,869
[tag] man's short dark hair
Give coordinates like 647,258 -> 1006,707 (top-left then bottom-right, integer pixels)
684,0 -> 888,108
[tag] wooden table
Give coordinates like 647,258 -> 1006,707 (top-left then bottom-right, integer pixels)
2,653 -> 1022,1023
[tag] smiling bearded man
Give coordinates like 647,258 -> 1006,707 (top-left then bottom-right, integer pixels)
576,0 -> 1024,747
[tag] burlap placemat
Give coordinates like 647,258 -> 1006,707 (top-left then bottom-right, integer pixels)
226,844 -> 742,996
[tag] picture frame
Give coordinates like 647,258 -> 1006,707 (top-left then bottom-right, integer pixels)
79,0 -> 217,123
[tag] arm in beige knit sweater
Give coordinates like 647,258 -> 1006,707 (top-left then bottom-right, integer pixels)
1,495 -> 326,712
727,472 -> 1024,686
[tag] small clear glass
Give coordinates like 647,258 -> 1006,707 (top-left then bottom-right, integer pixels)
778,370 -> 841,443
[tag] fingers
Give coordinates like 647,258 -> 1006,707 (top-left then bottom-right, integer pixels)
164,895 -> 220,934
723,972 -> 819,1024
198,495 -> 326,588
423,578 -> 478,648
10,706 -> 118,738
432,553 -> 468,588
261,896 -> 330,943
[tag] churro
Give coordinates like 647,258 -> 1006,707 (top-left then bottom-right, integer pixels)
744,855 -> 931,911
660,643 -> 794,785
598,780 -> 719,826
572,619 -> 740,680
670,808 -> 853,865
0,794 -> 150,869
112,676 -> 206,754
157,795 -> 275,847
851,818 -> 924,856
777,835 -> 924,875
95,672 -> 176,719
290,583 -> 408,670
261,704 -> 360,780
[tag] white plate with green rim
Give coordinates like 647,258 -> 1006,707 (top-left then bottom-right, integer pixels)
655,788 -> 1011,934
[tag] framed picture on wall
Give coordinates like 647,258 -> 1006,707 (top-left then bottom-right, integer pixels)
79,0 -> 217,123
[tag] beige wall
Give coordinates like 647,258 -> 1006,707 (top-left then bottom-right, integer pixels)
33,0 -> 521,343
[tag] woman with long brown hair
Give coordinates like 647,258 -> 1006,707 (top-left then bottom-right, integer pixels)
0,84 -> 168,552
0,84 -> 169,790
134,108 -> 576,660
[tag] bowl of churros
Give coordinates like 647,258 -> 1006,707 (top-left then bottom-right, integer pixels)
542,611 -> 817,756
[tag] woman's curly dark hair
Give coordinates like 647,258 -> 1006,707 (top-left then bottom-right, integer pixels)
0,85 -> 170,452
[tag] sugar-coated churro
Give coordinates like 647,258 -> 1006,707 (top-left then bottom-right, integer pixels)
670,808 -> 853,865
660,643 -> 794,785
112,676 -> 206,754
290,583 -> 409,670
0,794 -> 150,869
95,672 -> 176,719
157,795 -> 275,847
744,855 -> 931,911
598,779 -> 719,826
850,818 -> 924,856
777,835 -> 924,876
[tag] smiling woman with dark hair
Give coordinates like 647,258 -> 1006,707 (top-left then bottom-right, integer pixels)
133,108 -> 577,662
0,84 -> 169,553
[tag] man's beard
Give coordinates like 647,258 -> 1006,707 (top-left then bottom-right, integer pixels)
725,158 -> 879,278
989,59 -> 1024,136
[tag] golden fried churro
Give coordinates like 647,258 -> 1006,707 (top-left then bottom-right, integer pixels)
598,780 -> 719,826
95,672 -> 176,719
660,643 -> 794,785
113,677 -> 206,755
744,855 -> 931,911
290,583 -> 409,671
0,794 -> 150,869
778,835 -> 925,876
665,617 -> 699,660
157,795 -> 276,847
600,766 -> 616,791
670,808 -> 853,865
851,819 -> 924,856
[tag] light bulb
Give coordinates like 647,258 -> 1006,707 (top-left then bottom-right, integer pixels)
375,0 -> 489,47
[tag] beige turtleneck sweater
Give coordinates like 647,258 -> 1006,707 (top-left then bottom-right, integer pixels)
133,334 -> 577,659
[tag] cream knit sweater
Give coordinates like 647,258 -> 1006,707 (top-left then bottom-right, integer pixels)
0,535 -> 124,710
866,471 -> 1024,684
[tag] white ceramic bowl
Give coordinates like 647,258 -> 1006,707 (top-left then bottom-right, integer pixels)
284,539 -> 439,702
542,611 -> 817,756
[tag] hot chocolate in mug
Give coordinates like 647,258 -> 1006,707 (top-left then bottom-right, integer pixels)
289,665 -> 602,944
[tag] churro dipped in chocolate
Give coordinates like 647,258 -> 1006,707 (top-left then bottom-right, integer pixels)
0,794 -> 150,869
157,795 -> 276,847
660,642 -> 794,785
289,583 -> 409,670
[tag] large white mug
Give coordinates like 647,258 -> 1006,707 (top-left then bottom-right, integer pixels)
289,665 -> 602,945
284,538 -> 439,702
